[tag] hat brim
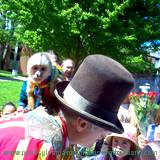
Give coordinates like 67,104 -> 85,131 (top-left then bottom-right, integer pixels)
105,133 -> 139,149
54,81 -> 124,134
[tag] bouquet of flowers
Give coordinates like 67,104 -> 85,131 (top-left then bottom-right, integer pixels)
129,91 -> 159,136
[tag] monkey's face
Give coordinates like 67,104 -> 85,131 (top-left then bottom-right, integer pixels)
27,53 -> 52,84
30,65 -> 50,83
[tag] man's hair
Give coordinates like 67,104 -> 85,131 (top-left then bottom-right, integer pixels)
47,50 -> 60,63
60,103 -> 98,130
60,103 -> 79,122
61,59 -> 75,67
47,50 -> 59,57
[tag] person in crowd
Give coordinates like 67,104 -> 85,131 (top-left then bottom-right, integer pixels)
138,134 -> 157,160
46,50 -> 60,66
61,58 -> 75,81
83,123 -> 140,160
137,134 -> 149,150
1,101 -> 17,117
0,54 -> 134,159
140,145 -> 156,160
138,108 -> 160,159
118,96 -> 130,123
127,102 -> 139,130
46,51 -> 65,81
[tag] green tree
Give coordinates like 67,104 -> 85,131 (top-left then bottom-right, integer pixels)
0,0 -> 159,72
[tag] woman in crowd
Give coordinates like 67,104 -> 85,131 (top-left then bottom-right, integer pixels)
83,123 -> 140,160
138,108 -> 160,160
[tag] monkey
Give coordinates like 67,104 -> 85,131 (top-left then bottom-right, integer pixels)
25,52 -> 60,110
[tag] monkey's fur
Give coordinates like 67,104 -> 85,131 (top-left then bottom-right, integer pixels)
26,52 -> 59,111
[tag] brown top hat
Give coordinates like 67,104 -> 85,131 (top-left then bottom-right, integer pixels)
54,55 -> 135,133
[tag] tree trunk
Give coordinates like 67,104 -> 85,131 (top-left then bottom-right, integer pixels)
3,43 -> 11,70
0,44 -> 4,69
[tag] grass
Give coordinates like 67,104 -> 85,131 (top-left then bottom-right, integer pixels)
0,70 -> 24,109
0,81 -> 23,109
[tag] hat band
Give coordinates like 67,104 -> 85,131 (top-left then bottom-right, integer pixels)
63,84 -> 117,122
63,84 -> 91,110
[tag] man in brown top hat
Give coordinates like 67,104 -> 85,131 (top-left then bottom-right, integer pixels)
0,54 -> 134,159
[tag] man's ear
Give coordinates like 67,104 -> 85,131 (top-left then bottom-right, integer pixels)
75,117 -> 90,132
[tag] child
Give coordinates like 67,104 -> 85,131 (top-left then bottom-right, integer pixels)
118,96 -> 130,122
83,123 -> 140,160
1,102 -> 17,116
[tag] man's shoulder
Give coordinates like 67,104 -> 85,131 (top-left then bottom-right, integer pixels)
24,107 -> 64,145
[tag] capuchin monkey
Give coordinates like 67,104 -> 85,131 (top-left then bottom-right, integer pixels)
26,52 -> 59,110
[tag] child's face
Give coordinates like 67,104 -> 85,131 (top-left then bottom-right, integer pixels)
112,136 -> 131,158
2,105 -> 16,115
